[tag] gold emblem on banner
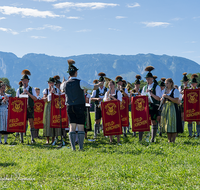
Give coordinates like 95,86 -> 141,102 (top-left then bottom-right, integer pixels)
187,92 -> 198,104
135,98 -> 145,111
12,100 -> 24,113
54,97 -> 65,109
105,103 -> 117,116
120,99 -> 126,110
34,102 -> 44,113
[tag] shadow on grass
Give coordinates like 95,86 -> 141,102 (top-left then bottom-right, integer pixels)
0,162 -> 17,167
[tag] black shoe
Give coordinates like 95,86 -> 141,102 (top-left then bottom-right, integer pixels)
123,133 -> 127,138
159,132 -> 162,137
31,139 -> 36,144
4,142 -> 8,145
0,142 -> 2,144
20,140 -> 24,143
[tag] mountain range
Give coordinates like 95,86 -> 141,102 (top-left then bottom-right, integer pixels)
0,51 -> 199,93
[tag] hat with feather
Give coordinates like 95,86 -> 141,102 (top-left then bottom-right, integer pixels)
135,75 -> 141,84
159,77 -> 166,87
21,69 -> 31,80
153,75 -> 158,85
191,74 -> 198,84
47,77 -> 55,83
67,59 -> 78,74
98,72 -> 106,82
182,72 -> 189,82
19,81 -> 23,87
145,66 -> 154,78
93,79 -> 99,84
115,75 -> 123,83
53,75 -> 61,85
122,80 -> 127,87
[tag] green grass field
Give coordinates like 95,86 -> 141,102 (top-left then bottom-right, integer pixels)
0,112 -> 200,189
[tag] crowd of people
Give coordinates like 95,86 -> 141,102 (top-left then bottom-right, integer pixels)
0,60 -> 199,150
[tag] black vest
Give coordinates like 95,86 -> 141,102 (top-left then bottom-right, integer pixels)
64,79 -> 85,105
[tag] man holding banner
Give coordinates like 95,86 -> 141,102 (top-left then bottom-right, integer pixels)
61,59 -> 103,151
16,69 -> 37,143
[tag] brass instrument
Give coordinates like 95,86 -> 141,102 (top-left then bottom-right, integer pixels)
126,82 -> 134,91
104,76 -> 112,88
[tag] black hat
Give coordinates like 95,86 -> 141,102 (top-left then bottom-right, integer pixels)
191,74 -> 198,84
47,77 -> 55,83
98,72 -> 106,82
115,75 -> 123,83
135,75 -> 141,84
67,59 -> 78,73
145,66 -> 154,78
122,80 -> 126,87
53,75 -> 61,85
159,77 -> 166,87
21,69 -> 31,80
182,72 -> 189,82
153,75 -> 158,85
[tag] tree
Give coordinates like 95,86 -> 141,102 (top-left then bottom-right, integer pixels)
0,77 -> 16,97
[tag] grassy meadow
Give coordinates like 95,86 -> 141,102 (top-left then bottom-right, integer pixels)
0,112 -> 200,189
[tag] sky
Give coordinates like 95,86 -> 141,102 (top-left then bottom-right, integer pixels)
0,0 -> 200,64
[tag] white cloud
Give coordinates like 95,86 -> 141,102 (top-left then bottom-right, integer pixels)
0,17 -> 6,20
182,51 -> 195,54
66,16 -> 81,19
193,16 -> 200,19
53,2 -> 119,10
23,24 -> 62,32
0,6 -> 60,18
142,22 -> 170,27
108,28 -> 121,31
0,27 -> 18,35
76,29 -> 91,32
127,3 -> 140,8
31,36 -> 47,39
171,17 -> 182,21
116,16 -> 126,19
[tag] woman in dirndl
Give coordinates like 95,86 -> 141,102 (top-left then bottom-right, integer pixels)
161,78 -> 183,143
0,82 -> 12,144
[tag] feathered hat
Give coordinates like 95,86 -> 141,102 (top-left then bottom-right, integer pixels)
135,75 -> 141,84
153,75 -> 158,84
53,75 -> 61,84
93,79 -> 99,84
98,72 -> 106,82
145,66 -> 154,78
19,81 -> 23,87
47,77 -> 55,83
122,80 -> 126,87
159,77 -> 166,87
191,74 -> 198,84
21,69 -> 31,80
182,72 -> 189,82
67,59 -> 78,74
115,75 -> 123,83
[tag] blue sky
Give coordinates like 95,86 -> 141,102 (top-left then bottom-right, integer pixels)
0,0 -> 200,64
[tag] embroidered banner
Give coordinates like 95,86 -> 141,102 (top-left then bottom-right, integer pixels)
131,96 -> 150,132
34,99 -> 45,129
120,96 -> 129,127
50,93 -> 68,128
7,97 -> 27,133
184,89 -> 200,121
101,100 -> 122,136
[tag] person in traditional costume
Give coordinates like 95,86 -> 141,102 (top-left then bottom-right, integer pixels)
130,75 -> 142,137
91,73 -> 107,138
16,69 -> 37,144
42,77 -> 56,144
115,76 -> 128,137
158,77 -> 166,136
103,80 -> 122,145
188,74 -> 200,137
141,66 -> 162,142
84,89 -> 92,139
0,82 -> 12,144
34,87 -> 41,139
52,75 -> 66,145
60,59 -> 103,150
161,78 -> 183,142
178,73 -> 190,132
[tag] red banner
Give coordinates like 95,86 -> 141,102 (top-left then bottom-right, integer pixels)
184,89 -> 200,121
101,100 -> 122,136
50,93 -> 68,128
120,97 -> 129,126
7,97 -> 27,133
131,96 -> 150,132
34,99 -> 45,129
